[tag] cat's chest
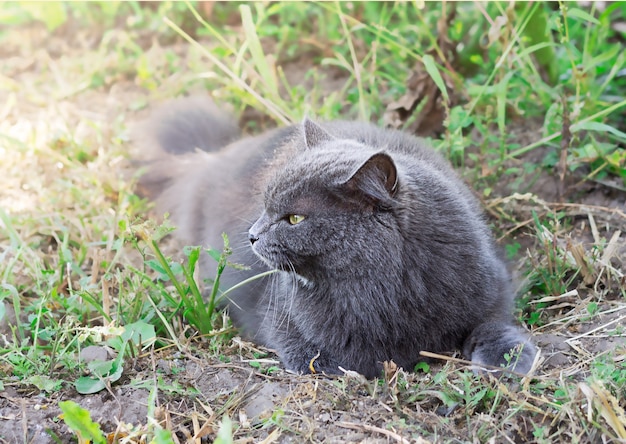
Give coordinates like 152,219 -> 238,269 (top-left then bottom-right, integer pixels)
279,276 -> 404,324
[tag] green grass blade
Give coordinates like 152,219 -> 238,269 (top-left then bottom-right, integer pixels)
571,121 -> 626,143
422,54 -> 449,104
239,5 -> 279,99
508,98 -> 626,158
567,7 -> 601,25
163,16 -> 291,125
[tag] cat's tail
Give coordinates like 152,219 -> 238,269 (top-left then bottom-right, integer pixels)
463,322 -> 537,375
138,96 -> 240,155
132,96 -> 241,197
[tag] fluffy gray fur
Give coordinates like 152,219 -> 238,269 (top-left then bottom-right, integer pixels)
135,97 -> 536,378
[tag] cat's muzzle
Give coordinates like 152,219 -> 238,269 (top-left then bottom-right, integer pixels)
248,232 -> 259,245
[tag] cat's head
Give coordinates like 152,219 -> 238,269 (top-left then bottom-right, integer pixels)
248,119 -> 402,279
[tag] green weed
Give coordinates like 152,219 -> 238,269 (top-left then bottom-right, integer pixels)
590,351 -> 626,399
59,400 -> 107,444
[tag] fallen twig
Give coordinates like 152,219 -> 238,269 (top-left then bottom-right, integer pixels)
337,421 -> 417,444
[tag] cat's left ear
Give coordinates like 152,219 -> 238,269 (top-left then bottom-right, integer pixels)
343,152 -> 399,205
302,117 -> 335,149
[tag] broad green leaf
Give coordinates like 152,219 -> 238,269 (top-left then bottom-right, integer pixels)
146,259 -> 168,278
414,361 -> 431,373
26,375 -> 62,393
121,320 -> 156,348
87,359 -> 114,378
74,376 -> 106,395
58,401 -> 107,444
207,247 -> 222,263
75,359 -> 124,394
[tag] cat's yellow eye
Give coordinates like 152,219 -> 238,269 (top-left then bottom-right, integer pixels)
288,214 -> 306,225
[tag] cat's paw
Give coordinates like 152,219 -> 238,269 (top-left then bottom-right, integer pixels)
283,350 -> 342,376
463,322 -> 537,375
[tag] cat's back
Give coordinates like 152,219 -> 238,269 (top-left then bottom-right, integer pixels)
320,121 -> 448,165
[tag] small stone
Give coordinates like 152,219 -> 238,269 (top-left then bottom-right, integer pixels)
80,345 -> 110,363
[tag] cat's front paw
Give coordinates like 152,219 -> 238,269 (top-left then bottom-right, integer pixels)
308,351 -> 344,375
463,322 -> 537,375
284,350 -> 342,376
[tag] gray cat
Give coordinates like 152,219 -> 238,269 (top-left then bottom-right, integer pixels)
135,97 -> 536,378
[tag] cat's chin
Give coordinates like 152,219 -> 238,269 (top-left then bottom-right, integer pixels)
294,273 -> 314,288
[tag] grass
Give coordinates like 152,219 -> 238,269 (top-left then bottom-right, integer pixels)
0,1 -> 625,443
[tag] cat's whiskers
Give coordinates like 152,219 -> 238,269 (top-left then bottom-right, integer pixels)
235,215 -> 256,226
265,268 -> 282,335
230,243 -> 254,256
270,260 -> 298,337
284,260 -> 299,336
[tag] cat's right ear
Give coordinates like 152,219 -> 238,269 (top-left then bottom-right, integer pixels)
343,152 -> 399,208
302,117 -> 335,149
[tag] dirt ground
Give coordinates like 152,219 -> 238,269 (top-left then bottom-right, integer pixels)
1,11 -> 625,444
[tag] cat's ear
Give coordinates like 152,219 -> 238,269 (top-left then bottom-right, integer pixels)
302,117 -> 335,149
343,152 -> 399,204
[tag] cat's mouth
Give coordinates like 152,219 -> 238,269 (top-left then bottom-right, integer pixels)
251,246 -> 292,271
261,258 -> 297,273
251,244 -> 311,276
253,250 -> 314,287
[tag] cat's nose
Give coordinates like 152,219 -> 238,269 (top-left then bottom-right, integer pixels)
248,232 -> 259,245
